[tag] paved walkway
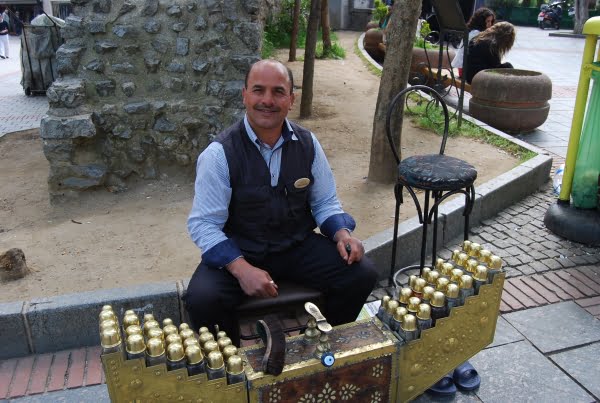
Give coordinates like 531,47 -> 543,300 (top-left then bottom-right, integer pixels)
1,27 -> 599,402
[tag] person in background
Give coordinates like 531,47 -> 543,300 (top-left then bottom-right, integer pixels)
465,21 -> 515,84
0,13 -> 9,59
451,7 -> 495,78
14,11 -> 22,36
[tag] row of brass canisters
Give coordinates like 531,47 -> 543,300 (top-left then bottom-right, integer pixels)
98,306 -> 245,385
379,242 -> 504,343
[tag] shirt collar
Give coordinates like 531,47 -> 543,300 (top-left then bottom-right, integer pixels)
243,115 -> 298,149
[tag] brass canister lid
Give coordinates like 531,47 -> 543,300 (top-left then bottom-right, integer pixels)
122,314 -> 140,329
466,259 -> 478,274
441,263 -> 454,276
99,319 -> 118,334
446,283 -> 460,299
461,240 -> 472,253
179,323 -> 190,332
185,344 -> 204,365
401,314 -> 417,332
207,351 -> 225,370
451,249 -> 461,262
222,345 -> 238,361
198,326 -> 209,334
163,324 -> 179,337
126,334 -> 146,355
436,277 -> 450,292
125,324 -> 143,338
407,297 -> 421,313
226,355 -> 244,375
203,340 -> 219,355
431,291 -> 446,307
393,306 -> 408,322
386,300 -> 400,315
451,268 -> 464,283
143,320 -> 160,337
381,295 -> 391,311
422,266 -> 432,280
124,309 -> 135,316
479,249 -> 492,265
489,255 -> 503,269
459,274 -> 473,289
468,243 -> 481,258
146,337 -> 165,357
166,333 -> 183,347
474,265 -> 488,281
422,286 -> 435,301
184,337 -> 200,349
180,328 -> 195,341
399,288 -> 413,304
435,258 -> 445,271
427,270 -> 440,286
199,332 -> 215,346
408,275 -> 418,289
147,327 -> 164,341
216,331 -> 227,339
101,327 -> 121,349
143,313 -> 155,323
217,337 -> 232,351
167,342 -> 185,362
457,253 -> 469,268
99,310 -> 116,323
162,318 -> 174,328
416,303 -> 431,320
412,278 -> 427,294
101,304 -> 113,312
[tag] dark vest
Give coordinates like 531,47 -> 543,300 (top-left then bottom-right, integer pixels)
216,120 -> 316,260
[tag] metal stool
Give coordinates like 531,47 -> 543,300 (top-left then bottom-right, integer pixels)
236,281 -> 323,340
386,85 -> 477,283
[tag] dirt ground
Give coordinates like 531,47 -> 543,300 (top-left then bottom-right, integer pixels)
0,32 -> 519,302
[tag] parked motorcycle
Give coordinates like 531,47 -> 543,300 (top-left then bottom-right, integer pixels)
538,2 -> 566,29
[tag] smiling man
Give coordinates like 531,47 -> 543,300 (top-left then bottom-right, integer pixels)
184,60 -> 378,345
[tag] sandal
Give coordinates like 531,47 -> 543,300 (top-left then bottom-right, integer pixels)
427,372 -> 457,396
453,361 -> 481,391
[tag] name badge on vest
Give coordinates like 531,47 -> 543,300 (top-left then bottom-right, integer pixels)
294,178 -> 310,189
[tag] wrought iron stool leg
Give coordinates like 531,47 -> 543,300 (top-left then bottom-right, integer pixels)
431,191 -> 441,269
390,184 -> 403,284
419,190 -> 431,273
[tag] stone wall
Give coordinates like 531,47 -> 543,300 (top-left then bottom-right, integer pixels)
41,0 -> 270,196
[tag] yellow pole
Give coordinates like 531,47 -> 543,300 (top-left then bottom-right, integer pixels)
558,33 -> 597,202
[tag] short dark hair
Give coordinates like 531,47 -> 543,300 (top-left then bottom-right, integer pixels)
244,60 -> 295,95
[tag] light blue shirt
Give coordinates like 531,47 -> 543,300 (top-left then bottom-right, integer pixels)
187,115 -> 355,268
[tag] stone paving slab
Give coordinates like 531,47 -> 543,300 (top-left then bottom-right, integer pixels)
503,301 -> 600,354
7,384 -> 109,402
487,316 -> 525,348
469,340 -> 594,403
549,342 -> 600,400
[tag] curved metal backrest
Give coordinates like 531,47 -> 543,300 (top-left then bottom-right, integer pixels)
385,85 -> 451,165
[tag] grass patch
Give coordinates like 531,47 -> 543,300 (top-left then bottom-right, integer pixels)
354,36 -> 382,77
404,96 -> 537,162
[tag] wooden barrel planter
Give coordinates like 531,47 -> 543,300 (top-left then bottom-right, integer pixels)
469,69 -> 552,134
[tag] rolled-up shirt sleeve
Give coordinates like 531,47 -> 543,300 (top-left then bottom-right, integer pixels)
308,133 -> 356,239
187,142 -> 242,268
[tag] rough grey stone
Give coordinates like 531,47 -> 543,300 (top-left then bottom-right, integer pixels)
118,0 -> 136,15
186,0 -> 196,11
123,102 -> 151,114
141,0 -> 158,16
111,124 -> 132,139
112,62 -> 136,74
242,0 -> 260,14
62,15 -> 85,40
194,15 -> 207,30
94,40 -> 118,53
192,59 -> 210,73
62,164 -> 107,189
214,22 -> 228,33
230,55 -> 260,72
171,22 -> 188,32
191,81 -> 200,91
40,115 -> 96,140
194,36 -> 221,53
0,302 -> 29,359
233,22 -> 261,51
151,101 -> 167,112
162,76 -> 184,92
166,4 -> 181,16
151,39 -> 169,53
123,44 -> 140,54
43,140 -> 74,162
112,24 -> 137,38
206,80 -> 222,96
144,55 -> 161,73
166,61 -> 185,73
176,37 -> 189,56
56,45 -> 85,75
121,82 -> 136,97
84,59 -> 104,72
93,0 -> 111,13
87,20 -> 107,34
154,117 -> 176,132
143,19 -> 161,33
95,80 -> 116,96
223,80 -> 243,107
205,0 -> 220,14
127,146 -> 146,162
182,117 -> 201,128
46,78 -> 86,109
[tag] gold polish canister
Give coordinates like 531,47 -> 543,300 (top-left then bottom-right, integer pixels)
99,309 -> 117,324
123,309 -> 135,316
101,304 -> 113,312
398,288 -> 413,309
162,324 -> 179,338
185,344 -> 206,376
450,268 -> 464,284
125,324 -> 143,338
217,337 -> 233,351
142,320 -> 160,339
126,333 -> 146,360
426,270 -> 440,288
162,318 -> 174,328
407,297 -> 421,315
462,240 -> 472,253
222,345 -> 239,362
478,249 -> 492,266
455,252 -> 469,270
180,328 -> 195,341
122,313 -> 140,331
217,331 -> 227,340
399,314 -> 418,342
441,263 -> 454,279
473,265 -> 489,295
421,267 -> 432,283
183,336 -> 200,350
198,326 -> 210,334
487,255 -> 503,283
435,258 -> 445,272
422,286 -> 435,304
416,304 -> 433,336
143,313 -> 155,323
430,291 -> 447,325
166,342 -> 187,371
411,278 -> 427,299
376,295 -> 391,324
451,249 -> 461,262
203,340 -> 219,357
390,306 -> 408,333
458,275 -> 475,305
101,327 -> 124,357
226,355 -> 246,385
408,275 -> 418,290
179,323 -> 191,333
445,283 -> 460,311
99,319 -> 119,336
165,333 -> 183,347
199,332 -> 215,353
436,277 -> 450,293
145,337 -> 166,367
147,327 -> 164,342
468,243 -> 482,259
206,350 -> 226,380
385,300 -> 400,329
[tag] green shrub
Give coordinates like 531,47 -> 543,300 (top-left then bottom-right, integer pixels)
372,0 -> 389,23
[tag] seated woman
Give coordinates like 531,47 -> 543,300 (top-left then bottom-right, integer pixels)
452,7 -> 495,78
465,21 -> 515,84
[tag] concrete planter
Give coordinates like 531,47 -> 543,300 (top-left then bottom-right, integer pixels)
469,69 -> 552,134
410,47 -> 455,86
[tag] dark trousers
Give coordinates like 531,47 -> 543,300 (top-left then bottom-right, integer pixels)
183,233 -> 378,346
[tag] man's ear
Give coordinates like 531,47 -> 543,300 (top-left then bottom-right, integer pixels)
289,92 -> 295,110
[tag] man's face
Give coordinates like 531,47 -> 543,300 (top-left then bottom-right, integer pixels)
242,61 -> 295,136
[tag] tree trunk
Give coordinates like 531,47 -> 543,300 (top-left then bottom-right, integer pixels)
321,0 -> 332,56
573,0 -> 588,34
367,0 -> 421,183
289,0 -> 301,62
300,0 -> 321,118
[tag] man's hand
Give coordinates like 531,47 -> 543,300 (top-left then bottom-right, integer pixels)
334,229 -> 365,265
226,258 -> 278,298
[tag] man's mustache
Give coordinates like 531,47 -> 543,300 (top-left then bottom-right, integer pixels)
254,105 -> 281,112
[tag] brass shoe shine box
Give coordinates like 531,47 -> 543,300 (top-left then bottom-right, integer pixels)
101,272 -> 504,402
